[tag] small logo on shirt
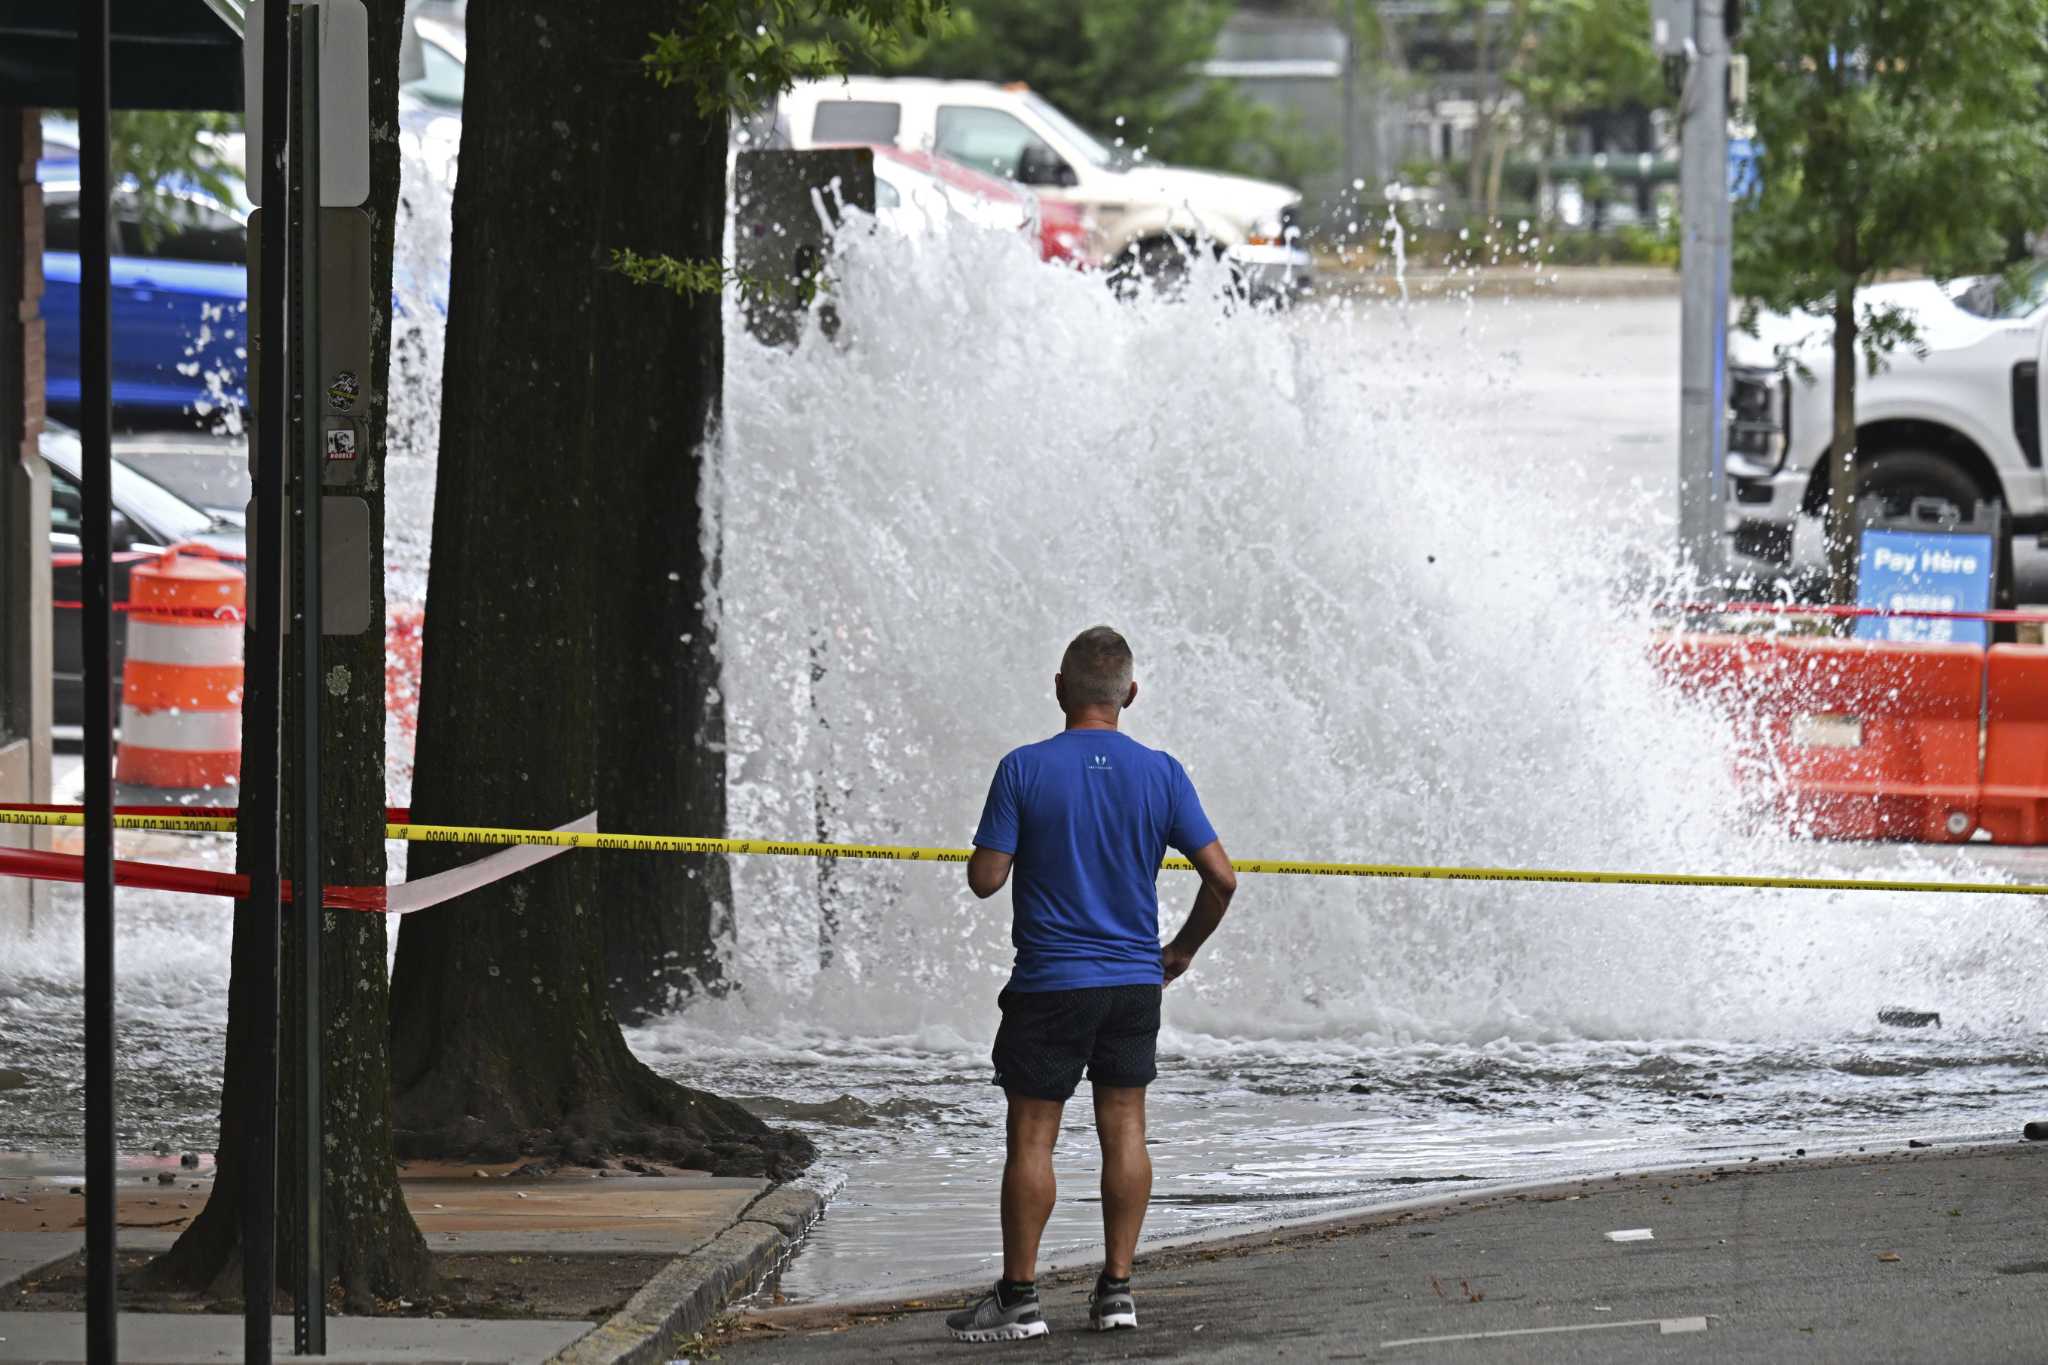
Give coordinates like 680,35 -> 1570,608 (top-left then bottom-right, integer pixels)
1089,753 -> 1113,772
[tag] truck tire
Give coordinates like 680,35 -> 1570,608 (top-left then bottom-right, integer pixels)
1110,236 -> 1192,300
1854,450 -> 1986,518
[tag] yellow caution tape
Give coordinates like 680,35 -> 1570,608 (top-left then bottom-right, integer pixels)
5,807 -> 2047,898
0,810 -> 239,835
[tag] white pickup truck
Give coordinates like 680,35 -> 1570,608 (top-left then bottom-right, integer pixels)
778,76 -> 1314,300
1724,265 -> 2048,583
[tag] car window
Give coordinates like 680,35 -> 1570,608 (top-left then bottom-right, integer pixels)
117,197 -> 246,265
874,175 -> 902,209
935,106 -> 1050,181
49,466 -> 83,538
1954,260 -> 2048,320
44,188 -> 243,264
1021,92 -> 1125,170
410,37 -> 466,107
812,100 -> 901,144
43,190 -> 87,253
44,457 -> 213,547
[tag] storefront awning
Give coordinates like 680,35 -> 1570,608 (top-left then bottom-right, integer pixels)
0,0 -> 242,110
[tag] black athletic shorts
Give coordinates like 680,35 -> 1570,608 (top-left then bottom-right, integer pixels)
991,983 -> 1162,1101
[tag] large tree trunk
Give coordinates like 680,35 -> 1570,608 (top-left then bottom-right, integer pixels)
592,0 -> 731,1024
387,0 -> 810,1179
150,0 -> 432,1307
1826,279 -> 1861,608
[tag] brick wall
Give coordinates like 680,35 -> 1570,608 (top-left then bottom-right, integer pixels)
1,106 -> 52,937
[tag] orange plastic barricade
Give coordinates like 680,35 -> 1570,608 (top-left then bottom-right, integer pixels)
113,548 -> 246,790
1980,645 -> 2048,845
1652,634 -> 1983,842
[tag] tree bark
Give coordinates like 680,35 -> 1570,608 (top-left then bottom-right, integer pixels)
1468,10 -> 1493,213
150,0 -> 432,1306
1826,279 -> 1861,608
387,0 -> 810,1179
591,0 -> 732,1023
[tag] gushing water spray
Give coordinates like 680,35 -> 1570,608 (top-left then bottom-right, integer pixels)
711,216 -> 2047,1046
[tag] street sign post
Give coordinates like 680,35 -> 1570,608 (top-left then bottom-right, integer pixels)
244,0 -> 370,208
243,2 -> 372,1355
1670,0 -> 1734,586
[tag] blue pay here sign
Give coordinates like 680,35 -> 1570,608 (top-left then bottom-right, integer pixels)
1854,529 -> 1996,646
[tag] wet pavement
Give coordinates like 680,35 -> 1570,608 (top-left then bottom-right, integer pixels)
713,1140 -> 2048,1364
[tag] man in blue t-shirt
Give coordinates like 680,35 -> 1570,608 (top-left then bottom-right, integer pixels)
943,626 -> 1237,1344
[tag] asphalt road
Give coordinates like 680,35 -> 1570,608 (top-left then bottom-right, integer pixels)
712,1141 -> 2048,1364
1312,292 -> 2048,600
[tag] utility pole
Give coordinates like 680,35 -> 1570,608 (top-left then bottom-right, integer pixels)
1662,0 -> 1732,583
1340,0 -> 1359,192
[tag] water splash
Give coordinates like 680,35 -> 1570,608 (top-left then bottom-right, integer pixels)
706,216 -> 2047,1050
7,151 -> 2042,1171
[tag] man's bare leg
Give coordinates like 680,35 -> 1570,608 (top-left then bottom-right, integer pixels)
1093,1084 -> 1151,1278
1001,1093 -> 1065,1282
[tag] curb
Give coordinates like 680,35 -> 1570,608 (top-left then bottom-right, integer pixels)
1317,265 -> 1679,301
548,1186 -> 826,1365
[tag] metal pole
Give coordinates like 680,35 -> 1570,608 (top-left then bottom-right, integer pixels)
76,4 -> 117,1357
1340,0 -> 1359,192
1676,0 -> 1731,582
292,4 -> 326,1353
245,0 -> 294,1357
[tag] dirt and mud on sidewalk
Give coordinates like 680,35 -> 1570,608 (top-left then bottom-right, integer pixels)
707,1139 -> 2048,1364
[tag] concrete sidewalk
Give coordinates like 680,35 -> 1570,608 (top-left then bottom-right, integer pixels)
0,1157 -> 823,1365
0,1313 -> 589,1364
1316,261 -> 1678,301
712,1140 -> 2048,1364
0,1156 -> 775,1258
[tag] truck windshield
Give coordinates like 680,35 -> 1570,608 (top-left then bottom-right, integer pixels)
1953,260 -> 2048,320
1022,93 -> 1132,171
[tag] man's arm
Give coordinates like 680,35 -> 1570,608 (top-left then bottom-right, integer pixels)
967,846 -> 1013,899
1162,839 -> 1235,985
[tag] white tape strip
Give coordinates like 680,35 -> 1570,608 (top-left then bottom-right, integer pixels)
385,811 -> 598,915
1380,1315 -> 1709,1349
117,706 -> 243,753
128,621 -> 243,667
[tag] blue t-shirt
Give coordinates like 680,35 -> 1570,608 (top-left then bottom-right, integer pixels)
973,728 -> 1218,993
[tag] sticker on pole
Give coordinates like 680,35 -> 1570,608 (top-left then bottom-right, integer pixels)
326,369 -> 360,411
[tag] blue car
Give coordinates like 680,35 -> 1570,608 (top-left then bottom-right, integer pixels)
40,156 -> 251,419
41,61 -> 462,419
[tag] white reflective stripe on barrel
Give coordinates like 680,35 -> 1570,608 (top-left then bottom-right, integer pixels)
118,706 -> 243,753
127,621 -> 243,668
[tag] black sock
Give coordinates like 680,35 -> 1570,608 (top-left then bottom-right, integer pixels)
1096,1271 -> 1130,1295
995,1278 -> 1037,1309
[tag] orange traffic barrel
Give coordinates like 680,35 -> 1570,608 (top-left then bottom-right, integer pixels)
114,547 -> 246,790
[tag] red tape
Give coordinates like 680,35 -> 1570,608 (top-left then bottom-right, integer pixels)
0,808 -> 589,915
1661,600 -> 2048,624
50,551 -> 158,569
0,801 -> 413,821
52,599 -> 247,620
0,846 -> 386,912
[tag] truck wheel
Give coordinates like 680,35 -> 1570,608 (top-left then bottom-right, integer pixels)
1110,236 -> 1191,300
1854,450 -> 1986,518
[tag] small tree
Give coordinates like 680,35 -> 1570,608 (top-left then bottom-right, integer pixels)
1736,1 -> 2048,604
1509,0 -> 1665,222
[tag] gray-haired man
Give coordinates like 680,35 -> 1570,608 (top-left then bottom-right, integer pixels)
946,626 -> 1238,1342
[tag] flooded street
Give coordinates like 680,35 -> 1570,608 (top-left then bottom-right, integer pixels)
5,200 -> 2047,1310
